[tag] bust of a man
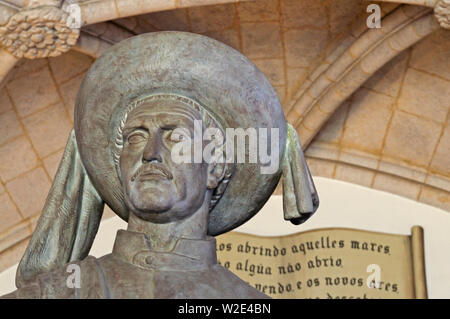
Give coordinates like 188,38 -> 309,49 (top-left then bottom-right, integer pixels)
2,32 -> 318,299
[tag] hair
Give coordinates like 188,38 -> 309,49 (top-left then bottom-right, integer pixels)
112,93 -> 233,210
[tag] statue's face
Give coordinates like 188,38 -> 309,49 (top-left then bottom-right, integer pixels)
119,98 -> 208,223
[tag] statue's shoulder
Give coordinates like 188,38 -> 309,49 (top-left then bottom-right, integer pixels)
2,256 -> 105,299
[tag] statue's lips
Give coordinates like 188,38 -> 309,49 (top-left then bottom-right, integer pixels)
138,171 -> 171,181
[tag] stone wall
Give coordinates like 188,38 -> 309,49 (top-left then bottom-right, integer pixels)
307,28 -> 450,211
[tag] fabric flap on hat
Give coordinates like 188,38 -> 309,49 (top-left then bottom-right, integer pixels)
16,130 -> 104,287
282,123 -> 319,225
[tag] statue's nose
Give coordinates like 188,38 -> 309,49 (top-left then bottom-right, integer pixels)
142,137 -> 163,163
143,157 -> 161,164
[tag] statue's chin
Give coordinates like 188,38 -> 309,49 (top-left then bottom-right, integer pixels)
131,209 -> 174,223
130,196 -> 174,215
127,179 -> 176,209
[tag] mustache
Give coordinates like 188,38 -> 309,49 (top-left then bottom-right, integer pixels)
131,164 -> 173,181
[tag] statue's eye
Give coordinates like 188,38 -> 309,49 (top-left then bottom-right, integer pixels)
127,133 -> 147,144
160,126 -> 185,143
170,132 -> 184,142
167,129 -> 189,143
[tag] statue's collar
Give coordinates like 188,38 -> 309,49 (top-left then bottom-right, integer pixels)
112,230 -> 217,271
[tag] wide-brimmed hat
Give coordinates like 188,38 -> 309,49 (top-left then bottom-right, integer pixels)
75,31 -> 287,235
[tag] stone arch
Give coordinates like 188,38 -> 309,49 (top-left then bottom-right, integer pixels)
286,5 -> 440,147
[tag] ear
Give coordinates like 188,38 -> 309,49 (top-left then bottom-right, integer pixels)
207,161 -> 226,189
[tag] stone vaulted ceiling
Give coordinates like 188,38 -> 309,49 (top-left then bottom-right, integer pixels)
0,0 -> 448,272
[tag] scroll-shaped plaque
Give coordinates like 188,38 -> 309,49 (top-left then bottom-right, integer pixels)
216,226 -> 427,299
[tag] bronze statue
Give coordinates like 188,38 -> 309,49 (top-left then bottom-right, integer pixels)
2,32 -> 318,299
